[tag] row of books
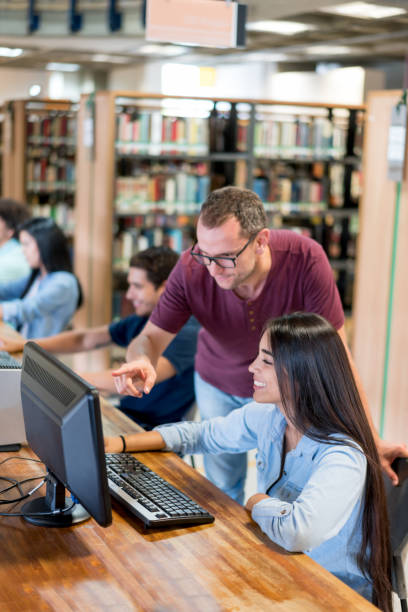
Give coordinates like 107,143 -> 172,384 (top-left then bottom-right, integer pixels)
329,165 -> 362,207
116,213 -> 197,230
209,112 -> 250,153
116,111 -> 209,155
26,159 -> 75,193
28,204 -> 75,235
254,116 -> 353,159
252,165 -> 361,208
115,173 -> 210,212
27,114 -> 76,146
275,214 -> 358,261
253,175 -> 327,205
113,227 -> 193,269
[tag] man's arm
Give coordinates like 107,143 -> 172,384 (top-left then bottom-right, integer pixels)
337,325 -> 408,484
112,321 -> 176,397
82,356 -> 177,394
0,325 -> 111,355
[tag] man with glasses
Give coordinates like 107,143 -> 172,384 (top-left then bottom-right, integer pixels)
114,186 -> 407,504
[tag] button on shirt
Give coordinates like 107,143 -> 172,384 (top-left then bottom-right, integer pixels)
156,402 -> 371,600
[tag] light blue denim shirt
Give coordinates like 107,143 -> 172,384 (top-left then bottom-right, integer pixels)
0,271 -> 79,338
156,402 -> 371,601
0,238 -> 30,283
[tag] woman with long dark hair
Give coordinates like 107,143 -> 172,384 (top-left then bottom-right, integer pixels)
0,217 -> 82,338
105,312 -> 392,610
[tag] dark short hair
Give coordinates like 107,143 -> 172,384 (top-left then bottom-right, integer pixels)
0,198 -> 31,237
199,187 -> 267,237
19,217 -> 82,308
129,246 -> 179,288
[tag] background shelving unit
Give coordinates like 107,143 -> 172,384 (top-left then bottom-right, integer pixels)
1,99 -> 77,237
75,91 -> 365,368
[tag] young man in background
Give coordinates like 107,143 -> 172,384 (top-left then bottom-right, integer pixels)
0,246 -> 199,430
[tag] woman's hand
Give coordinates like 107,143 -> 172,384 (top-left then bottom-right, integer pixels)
245,493 -> 269,513
0,335 -> 25,353
112,358 -> 157,397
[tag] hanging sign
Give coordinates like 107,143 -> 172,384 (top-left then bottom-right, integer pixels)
387,102 -> 407,181
145,0 -> 246,48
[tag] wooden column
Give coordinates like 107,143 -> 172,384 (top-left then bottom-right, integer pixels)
1,100 -> 26,201
73,92 -> 116,371
352,90 -> 408,442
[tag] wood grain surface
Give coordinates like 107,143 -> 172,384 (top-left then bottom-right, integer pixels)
0,394 -> 377,611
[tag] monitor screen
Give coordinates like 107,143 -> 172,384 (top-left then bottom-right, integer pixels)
20,341 -> 112,528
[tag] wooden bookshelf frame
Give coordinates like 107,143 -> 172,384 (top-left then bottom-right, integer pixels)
1,98 -> 75,200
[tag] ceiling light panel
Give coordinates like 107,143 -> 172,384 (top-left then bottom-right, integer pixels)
92,54 -> 130,63
0,47 -> 23,57
46,62 -> 80,72
320,2 -> 406,19
304,45 -> 354,55
246,21 -> 315,35
137,44 -> 187,56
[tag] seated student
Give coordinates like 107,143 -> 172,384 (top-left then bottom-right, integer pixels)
0,198 -> 31,283
0,246 -> 199,430
0,217 -> 82,338
105,312 -> 392,610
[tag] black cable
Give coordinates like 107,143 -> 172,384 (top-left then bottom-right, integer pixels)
0,499 -> 76,518
0,454 -> 77,517
0,455 -> 43,467
0,476 -> 47,504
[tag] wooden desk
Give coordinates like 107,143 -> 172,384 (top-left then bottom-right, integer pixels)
0,395 -> 377,612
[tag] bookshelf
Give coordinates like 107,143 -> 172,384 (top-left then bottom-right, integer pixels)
75,92 -> 365,368
352,90 -> 408,444
1,99 -> 77,236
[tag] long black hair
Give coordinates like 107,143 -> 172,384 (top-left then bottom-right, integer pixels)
19,217 -> 82,308
265,312 -> 392,612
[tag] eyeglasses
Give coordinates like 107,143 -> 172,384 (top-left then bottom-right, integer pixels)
190,235 -> 256,269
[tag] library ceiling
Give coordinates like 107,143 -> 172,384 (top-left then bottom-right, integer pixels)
0,0 -> 407,70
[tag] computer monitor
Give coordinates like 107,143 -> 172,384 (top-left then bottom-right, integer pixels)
20,341 -> 112,528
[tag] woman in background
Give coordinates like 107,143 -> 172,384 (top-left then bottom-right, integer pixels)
0,198 -> 31,283
105,312 -> 392,610
0,217 -> 82,337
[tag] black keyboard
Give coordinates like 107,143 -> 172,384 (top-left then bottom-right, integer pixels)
0,351 -> 21,369
105,453 -> 215,528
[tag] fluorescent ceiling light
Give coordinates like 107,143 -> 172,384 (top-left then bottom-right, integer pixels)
92,54 -> 130,63
0,47 -> 23,57
246,20 -> 315,35
138,44 -> 187,56
305,45 -> 354,55
320,2 -> 406,19
244,51 -> 289,62
46,62 -> 80,72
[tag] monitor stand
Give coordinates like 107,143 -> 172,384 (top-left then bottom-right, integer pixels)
0,443 -> 21,452
21,471 -> 90,527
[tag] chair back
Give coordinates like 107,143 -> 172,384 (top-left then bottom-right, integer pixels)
385,458 -> 408,555
384,457 -> 408,608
